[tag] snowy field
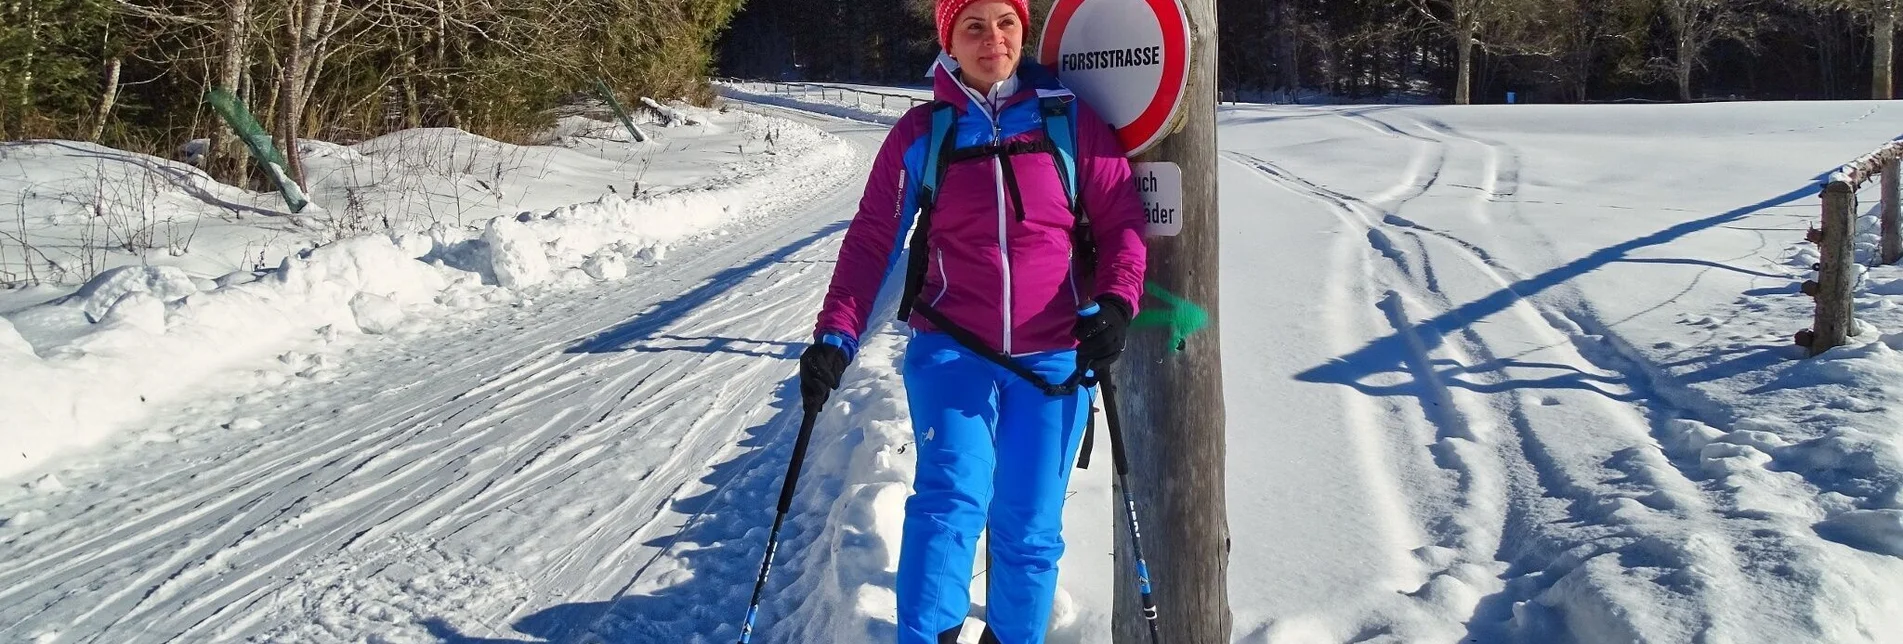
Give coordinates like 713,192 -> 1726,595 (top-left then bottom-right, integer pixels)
1,85 -> 1901,643
1215,101 -> 1903,643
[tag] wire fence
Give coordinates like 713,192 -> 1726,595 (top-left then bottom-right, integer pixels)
715,78 -> 931,112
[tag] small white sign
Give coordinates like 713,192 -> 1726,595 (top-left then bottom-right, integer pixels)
1134,162 -> 1182,237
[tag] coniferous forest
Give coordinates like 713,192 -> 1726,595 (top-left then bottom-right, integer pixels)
2,0 -> 1893,181
718,0 -> 1901,104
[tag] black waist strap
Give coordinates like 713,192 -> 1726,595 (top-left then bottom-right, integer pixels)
911,303 -> 1087,397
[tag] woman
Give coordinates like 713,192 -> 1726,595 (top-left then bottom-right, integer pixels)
799,0 -> 1148,642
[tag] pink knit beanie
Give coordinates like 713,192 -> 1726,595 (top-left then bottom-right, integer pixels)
936,0 -> 1031,52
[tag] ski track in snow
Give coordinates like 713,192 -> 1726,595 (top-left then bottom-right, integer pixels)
0,108 -> 890,643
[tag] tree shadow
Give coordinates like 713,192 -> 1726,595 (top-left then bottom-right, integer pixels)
1676,344 -> 1798,386
1297,178 -> 1824,394
565,220 -> 848,355
1612,256 -> 1788,279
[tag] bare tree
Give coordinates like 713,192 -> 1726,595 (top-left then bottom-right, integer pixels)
87,55 -> 121,142
1522,0 -> 1650,102
1409,0 -> 1540,104
1878,0 -> 1900,98
9,0 -> 44,136
1799,0 -> 1900,98
205,0 -> 253,183
273,0 -> 336,188
1648,0 -> 1759,101
1272,0 -> 1302,96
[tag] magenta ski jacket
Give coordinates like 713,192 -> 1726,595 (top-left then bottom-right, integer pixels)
814,63 -> 1148,356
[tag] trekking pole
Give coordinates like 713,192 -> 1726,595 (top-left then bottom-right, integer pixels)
1098,373 -> 1164,644
736,400 -> 823,644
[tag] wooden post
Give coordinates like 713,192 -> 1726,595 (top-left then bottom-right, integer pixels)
1813,180 -> 1858,356
1883,159 -> 1900,265
1110,0 -> 1230,640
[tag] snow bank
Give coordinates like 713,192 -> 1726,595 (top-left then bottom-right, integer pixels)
0,235 -> 459,479
482,215 -> 553,289
762,316 -> 916,642
66,266 -> 202,321
540,115 -> 638,144
642,97 -> 704,127
0,101 -> 768,298
0,113 -> 854,481
1623,202 -> 1903,573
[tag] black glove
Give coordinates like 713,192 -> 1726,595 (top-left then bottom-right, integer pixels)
1073,295 -> 1132,372
799,342 -> 851,412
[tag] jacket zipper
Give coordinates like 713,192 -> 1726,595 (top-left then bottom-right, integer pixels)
960,83 -> 1015,355
990,121 -> 1012,355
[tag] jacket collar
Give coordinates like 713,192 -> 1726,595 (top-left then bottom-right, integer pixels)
932,59 -> 1072,114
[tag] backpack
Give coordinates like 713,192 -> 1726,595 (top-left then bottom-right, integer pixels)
896,94 -> 1094,321
898,95 -> 1106,468
893,94 -> 1095,397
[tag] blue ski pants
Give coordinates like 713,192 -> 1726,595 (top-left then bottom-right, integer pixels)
895,332 -> 1092,644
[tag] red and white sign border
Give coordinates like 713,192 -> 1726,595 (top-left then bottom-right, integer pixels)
1039,0 -> 1191,157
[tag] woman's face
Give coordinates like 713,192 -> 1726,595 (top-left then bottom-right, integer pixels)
948,1 -> 1024,91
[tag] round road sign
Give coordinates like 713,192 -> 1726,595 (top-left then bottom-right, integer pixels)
1039,0 -> 1191,157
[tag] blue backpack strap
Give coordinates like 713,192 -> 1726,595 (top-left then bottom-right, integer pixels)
898,102 -> 959,323
1039,95 -> 1080,212
920,102 -> 958,209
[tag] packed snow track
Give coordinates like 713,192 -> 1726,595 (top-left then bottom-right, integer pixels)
0,107 -> 892,643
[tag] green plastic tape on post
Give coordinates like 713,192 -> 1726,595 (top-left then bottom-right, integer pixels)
1132,281 -> 1209,353
205,88 -> 308,213
595,78 -> 647,143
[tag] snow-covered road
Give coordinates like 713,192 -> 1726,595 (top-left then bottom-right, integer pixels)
0,109 -> 890,643
7,91 -> 1903,644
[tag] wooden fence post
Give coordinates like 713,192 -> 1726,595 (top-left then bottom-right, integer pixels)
1812,180 -> 1858,356
1883,159 -> 1900,265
